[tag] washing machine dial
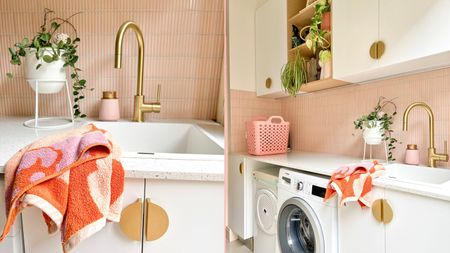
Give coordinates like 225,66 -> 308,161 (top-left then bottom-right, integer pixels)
296,181 -> 304,191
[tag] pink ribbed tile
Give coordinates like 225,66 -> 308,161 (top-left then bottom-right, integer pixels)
0,0 -> 224,120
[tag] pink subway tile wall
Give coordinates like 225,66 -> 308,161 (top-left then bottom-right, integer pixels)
0,0 -> 224,120
230,89 -> 282,153
281,68 -> 450,167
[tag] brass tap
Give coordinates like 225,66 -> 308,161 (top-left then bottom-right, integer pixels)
114,21 -> 161,122
402,102 -> 448,167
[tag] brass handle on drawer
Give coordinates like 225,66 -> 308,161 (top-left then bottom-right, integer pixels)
372,199 -> 393,224
265,77 -> 272,89
239,162 -> 244,175
119,198 -> 143,241
145,198 -> 169,241
369,41 -> 385,59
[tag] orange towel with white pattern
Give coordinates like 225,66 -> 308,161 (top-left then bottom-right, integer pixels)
324,161 -> 385,207
0,124 -> 124,252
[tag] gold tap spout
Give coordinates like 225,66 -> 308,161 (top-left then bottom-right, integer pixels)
114,21 -> 160,122
403,102 -> 448,167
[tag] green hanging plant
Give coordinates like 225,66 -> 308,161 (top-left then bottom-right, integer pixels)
305,0 -> 331,53
7,8 -> 89,118
280,52 -> 308,96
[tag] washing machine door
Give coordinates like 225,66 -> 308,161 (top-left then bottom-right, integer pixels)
256,189 -> 277,235
277,197 -> 324,253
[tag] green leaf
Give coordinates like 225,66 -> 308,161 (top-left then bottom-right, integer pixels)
33,39 -> 40,48
21,38 -> 29,47
18,48 -> 26,57
73,91 -> 79,96
6,73 -> 13,79
51,22 -> 60,30
8,47 -> 16,56
71,73 -> 76,79
36,64 -> 42,70
40,33 -> 51,42
80,114 -> 87,118
42,55 -> 54,63
79,79 -> 86,85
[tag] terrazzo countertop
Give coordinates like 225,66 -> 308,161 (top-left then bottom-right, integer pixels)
0,117 -> 224,182
238,152 -> 450,202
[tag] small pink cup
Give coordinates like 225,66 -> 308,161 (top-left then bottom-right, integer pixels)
99,91 -> 120,121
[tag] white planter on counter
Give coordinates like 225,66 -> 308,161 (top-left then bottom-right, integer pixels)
363,120 -> 384,145
25,48 -> 66,94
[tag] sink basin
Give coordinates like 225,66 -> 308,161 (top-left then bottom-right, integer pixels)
382,164 -> 450,186
90,121 -> 223,156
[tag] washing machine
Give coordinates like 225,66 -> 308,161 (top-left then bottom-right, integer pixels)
277,168 -> 338,253
253,167 -> 279,253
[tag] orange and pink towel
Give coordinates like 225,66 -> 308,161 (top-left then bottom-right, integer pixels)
0,124 -> 124,252
324,161 -> 385,208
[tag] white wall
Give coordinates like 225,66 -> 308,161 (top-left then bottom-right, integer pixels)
228,0 -> 258,91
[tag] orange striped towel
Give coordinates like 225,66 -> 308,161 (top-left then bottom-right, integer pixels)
324,161 -> 385,207
0,124 -> 124,252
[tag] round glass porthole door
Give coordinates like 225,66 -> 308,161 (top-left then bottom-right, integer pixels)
278,198 -> 324,253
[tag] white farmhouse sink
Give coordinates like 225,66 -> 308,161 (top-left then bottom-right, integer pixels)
382,163 -> 450,186
90,121 -> 223,156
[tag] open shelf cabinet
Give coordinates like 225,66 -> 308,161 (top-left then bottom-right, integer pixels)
286,0 -> 348,93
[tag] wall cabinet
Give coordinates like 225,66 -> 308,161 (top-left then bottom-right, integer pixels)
333,0 -> 450,83
339,186 -> 450,253
21,178 -> 224,253
255,0 -> 288,98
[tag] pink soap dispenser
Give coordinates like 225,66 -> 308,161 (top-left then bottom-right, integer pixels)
99,91 -> 120,121
405,144 -> 419,165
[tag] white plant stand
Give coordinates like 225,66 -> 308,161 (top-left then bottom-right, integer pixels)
23,79 -> 74,129
362,140 -> 389,164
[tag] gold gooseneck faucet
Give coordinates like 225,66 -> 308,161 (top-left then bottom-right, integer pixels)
114,21 -> 161,122
402,102 -> 448,167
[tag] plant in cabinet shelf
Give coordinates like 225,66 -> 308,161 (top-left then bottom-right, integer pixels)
305,0 -> 331,53
319,49 -> 331,79
354,97 -> 399,161
7,8 -> 88,118
280,52 -> 307,96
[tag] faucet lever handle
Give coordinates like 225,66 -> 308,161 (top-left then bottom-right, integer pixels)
156,84 -> 161,103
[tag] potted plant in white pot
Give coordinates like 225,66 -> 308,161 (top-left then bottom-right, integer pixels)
354,97 -> 399,161
7,9 -> 88,118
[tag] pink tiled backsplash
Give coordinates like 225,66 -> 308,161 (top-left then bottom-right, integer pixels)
231,67 -> 450,167
0,0 -> 224,120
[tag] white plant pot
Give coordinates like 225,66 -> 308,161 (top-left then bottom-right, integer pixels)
25,48 -> 66,94
363,121 -> 384,145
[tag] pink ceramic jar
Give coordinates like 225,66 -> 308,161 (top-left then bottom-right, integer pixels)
99,91 -> 120,121
405,144 -> 419,165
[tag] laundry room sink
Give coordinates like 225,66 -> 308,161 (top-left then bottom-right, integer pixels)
382,164 -> 450,186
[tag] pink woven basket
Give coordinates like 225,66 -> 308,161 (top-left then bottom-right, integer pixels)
246,116 -> 290,156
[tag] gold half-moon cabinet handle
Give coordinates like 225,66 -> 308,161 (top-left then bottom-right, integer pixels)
369,41 -> 386,60
145,198 -> 169,241
372,198 -> 394,224
239,162 -> 244,175
119,198 -> 143,241
265,77 -> 272,89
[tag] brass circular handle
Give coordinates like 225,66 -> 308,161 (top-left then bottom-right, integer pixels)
265,78 -> 272,89
239,162 -> 244,175
372,199 -> 393,224
369,41 -> 386,60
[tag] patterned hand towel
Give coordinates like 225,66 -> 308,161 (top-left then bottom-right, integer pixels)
0,124 -> 124,252
324,161 -> 385,207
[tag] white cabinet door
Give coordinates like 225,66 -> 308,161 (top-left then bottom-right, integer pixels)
227,155 -> 253,239
0,176 -> 24,253
338,187 -> 385,253
332,0 -> 380,83
143,179 -> 223,253
22,178 -> 144,253
255,0 -> 288,98
384,189 -> 450,253
379,0 -> 450,70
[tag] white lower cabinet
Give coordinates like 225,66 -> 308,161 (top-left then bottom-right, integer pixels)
143,179 -> 224,253
338,187 -> 385,253
384,189 -> 450,253
21,177 -> 224,253
22,178 -> 144,253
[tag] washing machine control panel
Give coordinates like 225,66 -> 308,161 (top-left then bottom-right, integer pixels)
296,181 -> 304,191
278,168 -> 329,199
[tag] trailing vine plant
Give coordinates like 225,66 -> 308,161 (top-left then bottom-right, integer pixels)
7,8 -> 89,118
354,97 -> 399,161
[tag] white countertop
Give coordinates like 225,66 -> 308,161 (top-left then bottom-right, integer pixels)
239,151 -> 450,202
0,117 -> 224,182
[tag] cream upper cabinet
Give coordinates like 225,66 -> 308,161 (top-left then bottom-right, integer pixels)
332,0 -> 379,82
255,0 -> 288,98
333,0 -> 450,83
